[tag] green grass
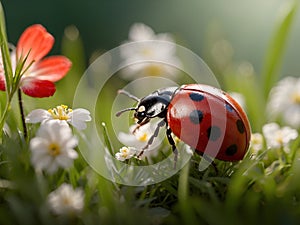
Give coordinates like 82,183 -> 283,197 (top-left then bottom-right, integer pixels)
0,1 -> 300,225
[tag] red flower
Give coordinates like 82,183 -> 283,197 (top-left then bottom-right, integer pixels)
0,24 -> 71,97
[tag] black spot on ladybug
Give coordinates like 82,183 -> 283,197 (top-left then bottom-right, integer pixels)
189,110 -> 203,124
236,119 -> 245,134
225,144 -> 238,156
189,93 -> 204,102
225,103 -> 234,112
207,126 -> 221,141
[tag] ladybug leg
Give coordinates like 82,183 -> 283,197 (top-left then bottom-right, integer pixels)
166,127 -> 178,168
133,118 -> 150,134
200,153 -> 218,174
137,120 -> 166,158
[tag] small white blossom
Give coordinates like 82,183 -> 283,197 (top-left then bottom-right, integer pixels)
115,146 -> 137,161
118,123 -> 161,158
128,23 -> 156,41
262,123 -> 298,150
250,133 -> 264,154
48,183 -> 84,216
118,123 -> 153,148
267,76 -> 300,128
26,105 -> 91,130
120,23 -> 181,79
30,120 -> 78,174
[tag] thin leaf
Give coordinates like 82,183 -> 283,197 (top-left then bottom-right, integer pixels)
261,1 -> 298,99
0,3 -> 13,93
0,3 -> 14,140
178,162 -> 197,224
13,50 -> 34,93
101,122 -> 114,155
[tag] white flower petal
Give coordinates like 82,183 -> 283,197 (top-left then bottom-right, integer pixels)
48,183 -> 84,215
281,127 -> 298,144
250,133 -> 264,153
262,122 -> 298,149
64,137 -> 79,150
47,161 -> 60,174
115,152 -> 126,161
262,123 -> 279,139
69,109 -> 91,121
56,155 -> 74,168
68,108 -> 91,130
118,131 -> 144,147
65,149 -> 79,159
120,23 -> 181,79
49,121 -> 73,143
156,33 -> 175,42
267,76 -> 300,128
29,120 -> 78,174
283,105 -> 300,128
32,155 -> 52,170
29,137 -> 48,152
25,109 -> 52,124
128,23 -> 155,41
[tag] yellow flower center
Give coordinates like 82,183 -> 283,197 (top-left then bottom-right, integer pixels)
252,138 -> 260,145
62,196 -> 71,206
291,92 -> 300,104
275,133 -> 284,146
48,143 -> 61,156
48,105 -> 72,120
138,133 -> 148,142
120,147 -> 130,157
145,64 -> 163,76
141,48 -> 153,57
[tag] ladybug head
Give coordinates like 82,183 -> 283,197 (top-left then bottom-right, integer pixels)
116,92 -> 167,125
134,105 -> 148,123
116,87 -> 178,124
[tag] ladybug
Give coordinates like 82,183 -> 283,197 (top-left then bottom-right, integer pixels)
116,84 -> 251,162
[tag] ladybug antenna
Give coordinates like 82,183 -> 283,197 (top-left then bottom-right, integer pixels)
115,107 -> 136,117
118,89 -> 140,102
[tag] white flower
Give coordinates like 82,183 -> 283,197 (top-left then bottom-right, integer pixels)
48,183 -> 84,216
115,146 -> 137,161
128,23 -> 156,41
267,76 -> 300,128
262,123 -> 298,150
128,23 -> 174,43
120,23 -> 181,79
118,123 -> 153,148
118,123 -> 162,158
26,105 -> 91,130
30,120 -> 78,174
250,133 -> 264,153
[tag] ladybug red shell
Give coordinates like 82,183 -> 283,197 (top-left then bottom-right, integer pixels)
117,84 -> 251,161
167,84 -> 251,161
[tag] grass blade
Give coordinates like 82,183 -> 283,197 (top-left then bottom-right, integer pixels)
0,3 -> 13,92
261,1 -> 298,99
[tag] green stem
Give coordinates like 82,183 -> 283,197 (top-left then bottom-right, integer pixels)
0,97 -> 11,140
178,162 -> 196,224
18,89 -> 27,139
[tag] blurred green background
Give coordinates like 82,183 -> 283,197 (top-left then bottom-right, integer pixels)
1,0 -> 299,77
1,2 -> 300,225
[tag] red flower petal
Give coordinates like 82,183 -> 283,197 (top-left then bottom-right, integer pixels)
16,24 -> 54,64
0,74 -> 6,91
31,56 -> 72,82
20,77 -> 56,98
